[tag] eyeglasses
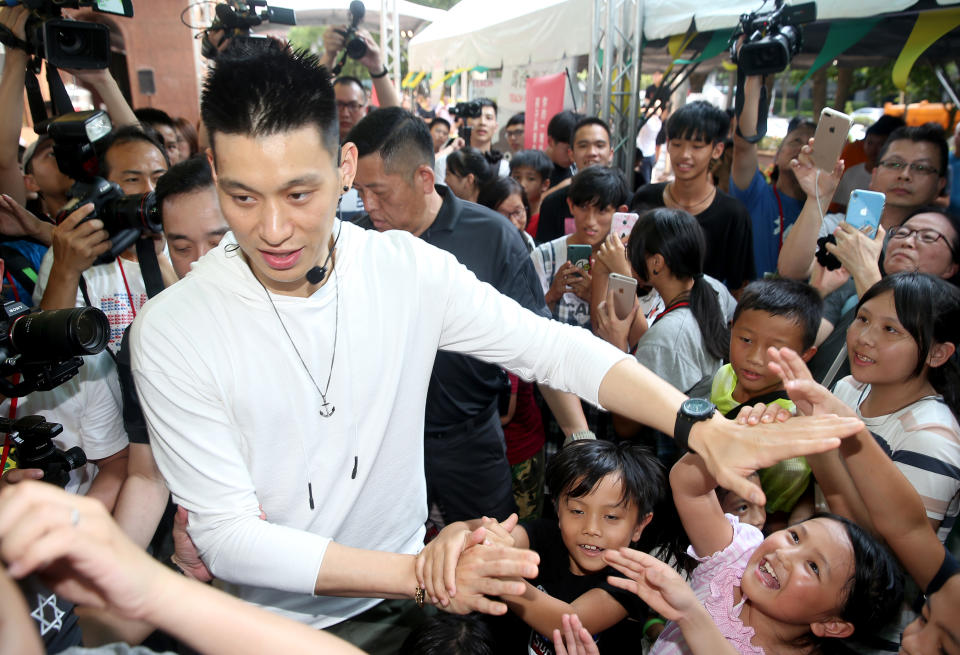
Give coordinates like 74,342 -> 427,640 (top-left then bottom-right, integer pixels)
502,206 -> 526,223
505,129 -> 524,138
336,101 -> 365,113
877,159 -> 940,176
889,226 -> 956,255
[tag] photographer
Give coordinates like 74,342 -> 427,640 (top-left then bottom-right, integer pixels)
33,127 -> 176,349
0,7 -> 137,219
320,22 -> 400,140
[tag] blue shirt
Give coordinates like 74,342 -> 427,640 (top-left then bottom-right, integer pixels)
730,169 -> 802,278
949,151 -> 960,217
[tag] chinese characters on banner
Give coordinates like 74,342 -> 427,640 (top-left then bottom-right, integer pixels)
524,72 -> 566,150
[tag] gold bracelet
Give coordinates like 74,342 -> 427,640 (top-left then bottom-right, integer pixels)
414,585 -> 426,608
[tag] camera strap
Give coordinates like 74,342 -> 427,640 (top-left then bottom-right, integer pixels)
734,68 -> 769,144
135,238 -> 165,300
0,25 -> 29,53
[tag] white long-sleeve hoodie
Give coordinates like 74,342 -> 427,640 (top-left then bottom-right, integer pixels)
130,220 -> 628,627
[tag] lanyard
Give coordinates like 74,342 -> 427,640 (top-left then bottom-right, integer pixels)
654,300 -> 690,322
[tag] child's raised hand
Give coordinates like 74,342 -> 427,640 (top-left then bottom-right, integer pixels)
766,347 -> 853,418
604,548 -> 700,624
552,613 -> 600,655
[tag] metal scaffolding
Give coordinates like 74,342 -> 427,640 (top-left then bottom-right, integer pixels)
586,0 -> 643,179
380,0 -> 402,90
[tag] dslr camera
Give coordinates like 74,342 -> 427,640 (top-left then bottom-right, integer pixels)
201,0 -> 296,60
330,1 -> 367,75
730,0 -> 816,76
0,0 -> 133,69
3,415 -> 86,488
0,299 -> 109,397
48,110 -> 162,264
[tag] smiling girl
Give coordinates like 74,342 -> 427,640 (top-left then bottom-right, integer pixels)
832,272 -> 960,542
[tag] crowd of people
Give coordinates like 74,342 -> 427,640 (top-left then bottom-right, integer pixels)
0,5 -> 959,654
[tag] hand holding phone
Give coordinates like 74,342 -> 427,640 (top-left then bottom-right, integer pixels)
567,244 -> 593,273
611,212 -> 639,241
608,273 -> 638,320
844,189 -> 885,238
812,108 -> 852,172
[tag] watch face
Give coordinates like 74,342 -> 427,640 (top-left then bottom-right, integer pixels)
683,398 -> 715,419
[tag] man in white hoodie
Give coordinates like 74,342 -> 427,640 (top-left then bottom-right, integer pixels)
129,45 -> 863,653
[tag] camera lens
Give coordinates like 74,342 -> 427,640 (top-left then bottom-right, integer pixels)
9,307 -> 110,361
55,29 -> 86,56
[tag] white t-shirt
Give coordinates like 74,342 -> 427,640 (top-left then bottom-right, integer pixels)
1,350 -> 128,495
636,115 -> 662,157
131,221 -> 629,628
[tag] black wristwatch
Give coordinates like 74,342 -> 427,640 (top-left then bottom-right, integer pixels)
674,398 -> 716,453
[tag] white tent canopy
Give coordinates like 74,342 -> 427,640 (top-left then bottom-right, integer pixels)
271,0 -> 445,33
408,0 -> 960,72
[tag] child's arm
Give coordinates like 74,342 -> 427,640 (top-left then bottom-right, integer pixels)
504,583 -> 629,639
605,549 -> 740,655
670,453 -> 735,558
415,515 -> 528,606
769,348 -> 944,588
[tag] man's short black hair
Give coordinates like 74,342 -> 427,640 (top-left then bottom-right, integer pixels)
509,149 -> 552,180
98,125 -> 170,178
547,110 -> 581,145
475,97 -> 497,114
346,106 -> 435,175
865,114 -> 904,138
201,46 -> 340,161
134,107 -> 176,129
878,123 -> 949,179
506,112 -> 525,128
666,100 -> 728,144
786,116 -> 816,135
156,156 -> 214,226
429,117 -> 451,131
334,75 -> 367,99
732,278 -> 823,351
571,116 -> 611,145
568,166 -> 627,210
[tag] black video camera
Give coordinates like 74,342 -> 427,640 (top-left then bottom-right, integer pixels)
47,110 -> 162,263
449,101 -> 483,147
0,300 -> 109,398
331,1 -> 367,75
0,0 -> 133,69
201,0 -> 296,60
3,416 -> 86,488
730,1 -> 816,76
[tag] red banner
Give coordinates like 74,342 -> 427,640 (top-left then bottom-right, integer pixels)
524,72 -> 566,151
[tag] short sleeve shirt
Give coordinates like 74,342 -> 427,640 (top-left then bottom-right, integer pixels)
729,169 -> 802,278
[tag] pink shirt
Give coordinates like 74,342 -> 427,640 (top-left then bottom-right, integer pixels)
651,514 -> 765,655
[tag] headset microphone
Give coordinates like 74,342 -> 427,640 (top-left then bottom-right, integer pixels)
306,266 -> 327,285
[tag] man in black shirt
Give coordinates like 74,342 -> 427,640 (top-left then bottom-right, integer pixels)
347,108 -> 554,522
544,110 -> 580,187
537,117 -> 616,243
631,101 -> 755,292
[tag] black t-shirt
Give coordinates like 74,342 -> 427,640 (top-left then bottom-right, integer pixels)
549,163 -> 573,188
17,575 -> 83,652
631,183 -> 756,291
487,518 -> 648,654
535,187 -> 572,244
926,546 -> 960,596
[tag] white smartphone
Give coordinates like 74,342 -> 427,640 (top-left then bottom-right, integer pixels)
812,107 -> 852,172
608,273 -> 638,320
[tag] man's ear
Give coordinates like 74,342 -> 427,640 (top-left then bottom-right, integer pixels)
810,618 -> 854,640
540,178 -> 551,194
414,163 -> 436,195
617,204 -> 629,213
338,142 -> 358,190
631,512 -> 654,543
712,140 -> 725,160
800,345 -> 818,362
928,341 -> 956,368
566,196 -> 576,214
205,147 -> 217,184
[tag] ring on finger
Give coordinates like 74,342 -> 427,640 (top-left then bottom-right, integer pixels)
70,508 -> 80,527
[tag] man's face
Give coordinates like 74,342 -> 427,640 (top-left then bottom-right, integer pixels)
505,123 -> 525,153
466,106 -> 497,150
571,125 -> 612,170
353,154 -> 431,236
546,137 -> 573,168
162,186 -> 229,279
105,140 -> 168,195
209,125 -> 356,297
335,81 -> 368,142
25,141 -> 72,197
869,139 -> 945,211
153,124 -> 184,165
430,123 -> 450,153
775,125 -> 814,173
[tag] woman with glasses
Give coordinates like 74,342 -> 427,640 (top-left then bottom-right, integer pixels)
478,176 -> 535,252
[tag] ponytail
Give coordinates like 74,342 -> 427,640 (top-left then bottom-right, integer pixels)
689,276 -> 729,361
